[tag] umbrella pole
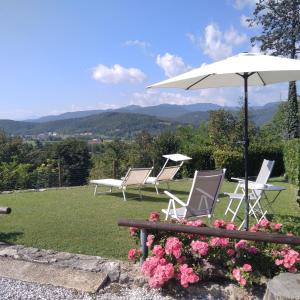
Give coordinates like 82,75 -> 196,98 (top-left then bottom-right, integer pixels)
243,73 -> 249,230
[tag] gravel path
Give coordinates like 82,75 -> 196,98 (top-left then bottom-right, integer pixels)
0,277 -> 175,300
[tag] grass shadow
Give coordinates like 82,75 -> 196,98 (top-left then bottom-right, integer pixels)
0,231 -> 23,244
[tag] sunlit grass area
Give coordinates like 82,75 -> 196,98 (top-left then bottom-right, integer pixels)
0,178 -> 299,260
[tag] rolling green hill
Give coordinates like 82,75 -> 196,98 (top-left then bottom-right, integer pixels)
0,112 -> 176,137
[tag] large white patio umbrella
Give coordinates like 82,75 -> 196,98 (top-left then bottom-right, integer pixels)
148,52 -> 300,230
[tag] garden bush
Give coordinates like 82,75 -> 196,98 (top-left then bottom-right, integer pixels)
182,146 -> 215,177
213,149 -> 244,180
249,144 -> 284,177
283,139 -> 300,185
128,212 -> 300,289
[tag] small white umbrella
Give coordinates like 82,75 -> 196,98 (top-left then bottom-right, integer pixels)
148,52 -> 300,230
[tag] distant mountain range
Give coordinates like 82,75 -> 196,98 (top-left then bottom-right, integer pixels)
0,101 -> 282,138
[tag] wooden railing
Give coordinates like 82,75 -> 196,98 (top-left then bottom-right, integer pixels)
118,219 -> 300,262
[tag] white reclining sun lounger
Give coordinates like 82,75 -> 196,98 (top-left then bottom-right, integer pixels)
90,167 -> 153,201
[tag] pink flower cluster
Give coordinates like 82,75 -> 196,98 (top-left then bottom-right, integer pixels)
178,264 -> 200,288
191,240 -> 209,256
213,219 -> 236,230
275,248 -> 300,272
142,256 -> 175,288
232,264 -> 252,286
149,212 -> 160,222
129,227 -> 138,237
146,234 -> 155,248
165,237 -> 182,259
128,248 -> 141,261
210,237 -> 229,248
250,218 -> 282,233
234,240 -> 258,254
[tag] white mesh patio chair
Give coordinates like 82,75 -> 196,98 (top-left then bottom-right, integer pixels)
90,167 -> 153,201
146,153 -> 191,194
224,159 -> 275,226
162,169 -> 226,221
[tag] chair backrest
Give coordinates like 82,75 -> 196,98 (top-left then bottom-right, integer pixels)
256,159 -> 275,184
253,159 -> 275,197
185,169 -> 226,218
122,167 -> 153,186
156,165 -> 181,182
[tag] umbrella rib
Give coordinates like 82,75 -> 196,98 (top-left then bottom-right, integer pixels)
186,74 -> 213,90
256,72 -> 266,86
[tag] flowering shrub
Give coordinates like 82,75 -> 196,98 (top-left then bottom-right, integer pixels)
128,213 -> 300,289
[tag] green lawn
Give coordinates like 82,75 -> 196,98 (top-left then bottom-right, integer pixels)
0,178 -> 299,260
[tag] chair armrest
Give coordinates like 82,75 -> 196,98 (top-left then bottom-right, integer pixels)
164,191 -> 186,207
231,177 -> 256,184
231,177 -> 245,182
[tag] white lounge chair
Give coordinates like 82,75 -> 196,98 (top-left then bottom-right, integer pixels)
90,167 -> 153,201
224,159 -> 275,226
162,169 -> 226,221
146,153 -> 191,194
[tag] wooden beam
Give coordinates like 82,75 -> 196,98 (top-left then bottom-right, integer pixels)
118,219 -> 300,246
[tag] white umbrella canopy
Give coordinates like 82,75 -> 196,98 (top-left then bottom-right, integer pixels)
148,52 -> 300,230
148,52 -> 300,90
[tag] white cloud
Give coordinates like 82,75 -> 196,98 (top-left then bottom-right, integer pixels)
124,39 -> 151,49
156,53 -> 190,77
224,26 -> 247,45
189,23 -> 248,61
92,64 -> 146,84
131,82 -> 288,108
233,0 -> 257,10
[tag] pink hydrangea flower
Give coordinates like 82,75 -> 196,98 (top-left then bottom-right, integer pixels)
179,264 -> 199,288
128,248 -> 141,261
225,223 -> 236,230
227,248 -> 235,257
213,219 -> 226,228
149,212 -> 160,222
142,256 -> 160,276
259,218 -> 270,228
271,223 -> 282,231
152,245 -> 165,258
210,237 -> 229,248
191,240 -> 209,256
232,268 -> 241,281
235,239 -> 248,249
250,224 -> 259,232
242,263 -> 252,272
187,219 -> 204,227
148,262 -> 174,288
129,227 -> 138,236
146,234 -> 155,248
248,245 -> 258,254
239,277 -> 247,286
165,237 -> 182,259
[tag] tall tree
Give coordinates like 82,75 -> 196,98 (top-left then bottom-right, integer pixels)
249,0 -> 300,138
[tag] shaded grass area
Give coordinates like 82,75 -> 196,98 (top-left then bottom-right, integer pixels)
0,178 -> 299,260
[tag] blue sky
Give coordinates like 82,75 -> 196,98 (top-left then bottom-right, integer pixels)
0,0 -> 290,120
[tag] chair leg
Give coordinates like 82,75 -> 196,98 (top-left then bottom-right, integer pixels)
155,183 -> 159,194
94,185 -> 98,196
224,198 -> 234,215
231,197 -> 244,222
122,189 -> 127,201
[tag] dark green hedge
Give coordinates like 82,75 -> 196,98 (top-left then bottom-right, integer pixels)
248,144 -> 284,177
187,144 -> 284,180
213,149 -> 244,180
182,146 -> 215,177
283,139 -> 300,186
